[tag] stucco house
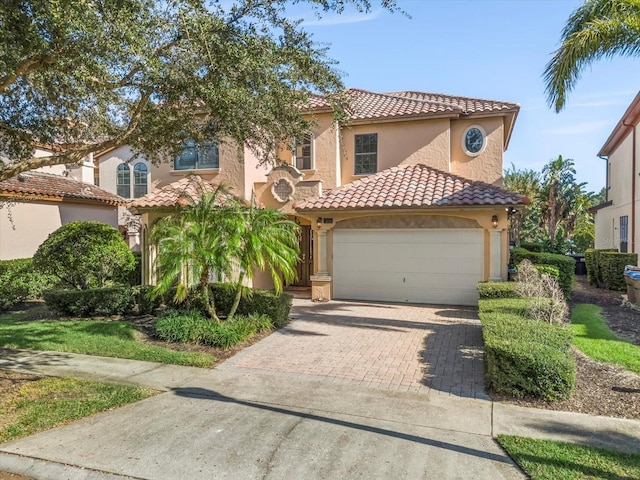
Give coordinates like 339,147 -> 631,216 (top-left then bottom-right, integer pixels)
123,88 -> 526,306
591,91 -> 640,256
0,153 -> 124,260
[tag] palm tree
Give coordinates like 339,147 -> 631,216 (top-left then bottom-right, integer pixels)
504,164 -> 541,246
226,201 -> 300,320
544,0 -> 640,112
539,156 -> 588,252
150,183 -> 233,322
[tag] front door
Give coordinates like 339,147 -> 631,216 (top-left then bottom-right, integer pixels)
294,225 -> 313,286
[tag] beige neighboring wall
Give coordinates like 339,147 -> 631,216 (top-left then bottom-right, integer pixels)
450,117 -> 504,186
97,145 -> 151,196
340,118 -> 450,185
0,201 -> 118,260
594,132 -> 636,251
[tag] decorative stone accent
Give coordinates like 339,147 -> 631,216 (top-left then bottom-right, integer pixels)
271,178 -> 295,203
335,214 -> 481,229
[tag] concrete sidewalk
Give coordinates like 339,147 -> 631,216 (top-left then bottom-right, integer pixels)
0,349 -> 639,480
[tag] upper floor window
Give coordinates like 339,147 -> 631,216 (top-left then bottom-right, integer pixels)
293,133 -> 313,170
355,133 -> 377,175
116,163 -> 130,198
117,162 -> 149,198
133,162 -> 148,198
174,140 -> 219,170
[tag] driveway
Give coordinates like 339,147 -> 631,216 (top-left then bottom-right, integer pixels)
219,299 -> 488,399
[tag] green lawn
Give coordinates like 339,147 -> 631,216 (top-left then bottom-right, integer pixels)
0,310 -> 215,367
1,376 -> 155,443
570,304 -> 640,374
498,435 -> 640,480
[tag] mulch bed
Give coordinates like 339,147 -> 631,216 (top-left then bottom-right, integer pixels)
492,275 -> 640,420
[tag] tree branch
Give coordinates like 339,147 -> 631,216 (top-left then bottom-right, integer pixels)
0,53 -> 57,94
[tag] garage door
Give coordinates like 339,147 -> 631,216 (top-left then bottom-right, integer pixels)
332,229 -> 483,306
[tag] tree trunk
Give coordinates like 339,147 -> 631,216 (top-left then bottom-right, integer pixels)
228,272 -> 246,321
200,270 -> 220,323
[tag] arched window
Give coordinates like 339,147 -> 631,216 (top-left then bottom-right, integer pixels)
133,163 -> 148,198
116,164 -> 130,198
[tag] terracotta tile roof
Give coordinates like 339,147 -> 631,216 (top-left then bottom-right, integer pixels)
294,164 -> 528,212
0,172 -> 125,205
129,175 -> 233,210
302,89 -> 519,120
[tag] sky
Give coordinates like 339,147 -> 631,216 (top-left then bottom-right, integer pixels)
288,0 -> 640,193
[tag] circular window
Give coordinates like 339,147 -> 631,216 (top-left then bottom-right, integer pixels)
462,126 -> 486,156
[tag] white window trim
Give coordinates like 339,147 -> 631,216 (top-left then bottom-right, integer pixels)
462,125 -> 487,157
292,133 -> 315,171
354,132 -> 378,175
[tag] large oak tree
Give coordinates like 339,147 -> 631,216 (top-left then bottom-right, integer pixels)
0,0 -> 397,181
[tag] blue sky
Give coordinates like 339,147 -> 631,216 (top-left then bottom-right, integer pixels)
291,0 -> 640,193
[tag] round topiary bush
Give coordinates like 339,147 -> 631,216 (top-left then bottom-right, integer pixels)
33,221 -> 135,290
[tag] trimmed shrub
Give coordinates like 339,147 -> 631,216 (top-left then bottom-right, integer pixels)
478,297 -> 536,317
519,242 -> 544,253
154,310 -> 272,347
585,248 -> 617,287
132,285 -> 162,315
166,283 -> 294,328
510,247 -> 574,298
33,221 -> 135,290
533,264 -> 560,281
477,282 -> 519,299
600,252 -> 638,291
0,258 -> 56,310
479,297 -> 576,401
43,286 -> 133,316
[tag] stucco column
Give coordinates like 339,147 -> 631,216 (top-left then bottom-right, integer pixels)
489,229 -> 503,281
316,229 -> 328,275
310,228 -> 331,301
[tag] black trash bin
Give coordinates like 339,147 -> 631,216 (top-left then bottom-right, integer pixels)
567,254 -> 587,275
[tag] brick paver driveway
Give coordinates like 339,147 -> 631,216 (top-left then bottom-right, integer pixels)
219,299 -> 488,399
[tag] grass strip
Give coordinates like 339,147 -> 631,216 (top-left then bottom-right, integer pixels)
497,435 -> 640,480
570,304 -> 640,374
0,313 -> 214,367
1,377 -> 155,443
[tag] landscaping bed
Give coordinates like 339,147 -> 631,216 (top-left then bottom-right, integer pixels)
492,276 -> 640,420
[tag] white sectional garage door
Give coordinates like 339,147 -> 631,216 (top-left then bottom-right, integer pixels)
332,229 -> 484,306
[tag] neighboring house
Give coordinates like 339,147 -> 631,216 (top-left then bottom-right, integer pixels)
0,168 -> 124,260
127,88 -> 526,306
592,91 -> 640,256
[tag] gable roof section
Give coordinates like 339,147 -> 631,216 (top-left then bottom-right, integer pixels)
294,164 -> 528,212
599,90 -> 640,157
0,172 -> 125,206
129,175 -> 233,211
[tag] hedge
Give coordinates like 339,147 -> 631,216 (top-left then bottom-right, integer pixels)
600,252 -> 638,291
584,248 -> 617,287
519,242 -> 544,253
43,286 -> 133,316
132,285 -> 162,315
0,258 -> 55,311
479,298 -> 575,401
533,264 -> 560,280
510,247 -> 574,298
477,282 -> 519,299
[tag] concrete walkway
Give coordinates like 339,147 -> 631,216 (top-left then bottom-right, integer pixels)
0,300 -> 638,479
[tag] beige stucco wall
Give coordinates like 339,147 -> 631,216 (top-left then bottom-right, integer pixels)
0,200 -> 118,260
151,140 -> 248,199
450,117 -> 504,186
97,146 -> 152,198
339,118 -> 451,185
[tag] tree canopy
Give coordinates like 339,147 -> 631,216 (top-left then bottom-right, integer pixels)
544,0 -> 640,112
0,0 -> 397,181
